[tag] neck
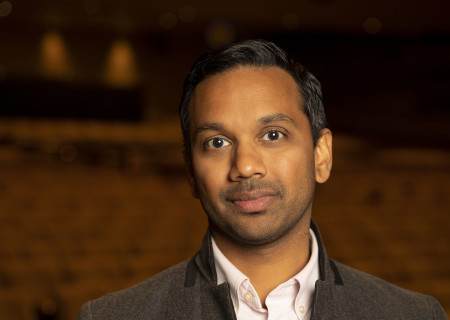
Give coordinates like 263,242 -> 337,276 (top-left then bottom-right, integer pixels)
211,218 -> 311,306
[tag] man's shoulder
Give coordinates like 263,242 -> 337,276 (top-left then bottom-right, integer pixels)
335,259 -> 429,298
106,259 -> 189,301
77,260 -> 191,320
330,260 -> 447,319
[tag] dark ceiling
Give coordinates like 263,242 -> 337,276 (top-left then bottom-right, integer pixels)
3,0 -> 450,36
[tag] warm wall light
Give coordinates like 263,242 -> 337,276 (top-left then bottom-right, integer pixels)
178,6 -> 196,23
205,21 -> 235,48
40,30 -> 73,79
159,11 -> 177,29
0,0 -> 12,17
281,13 -> 299,30
104,39 -> 139,87
363,17 -> 382,34
83,0 -> 101,15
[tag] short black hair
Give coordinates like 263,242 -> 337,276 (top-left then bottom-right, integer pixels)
179,39 -> 327,163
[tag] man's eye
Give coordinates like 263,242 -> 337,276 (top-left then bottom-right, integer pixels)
262,130 -> 285,141
205,137 -> 230,149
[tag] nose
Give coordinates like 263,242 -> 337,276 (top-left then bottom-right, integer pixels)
228,142 -> 267,181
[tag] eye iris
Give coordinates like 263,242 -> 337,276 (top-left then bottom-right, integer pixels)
212,138 -> 224,148
268,131 -> 279,140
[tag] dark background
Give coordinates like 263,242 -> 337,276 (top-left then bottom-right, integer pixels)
0,1 -> 449,319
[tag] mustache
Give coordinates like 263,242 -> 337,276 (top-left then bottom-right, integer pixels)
220,179 -> 285,200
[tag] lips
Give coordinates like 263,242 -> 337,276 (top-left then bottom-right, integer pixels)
227,190 -> 278,213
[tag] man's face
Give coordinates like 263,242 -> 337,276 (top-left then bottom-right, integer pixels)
187,66 -> 331,246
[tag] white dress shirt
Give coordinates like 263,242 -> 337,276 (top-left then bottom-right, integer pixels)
212,229 -> 319,320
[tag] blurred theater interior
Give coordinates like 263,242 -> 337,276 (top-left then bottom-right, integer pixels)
0,1 -> 449,319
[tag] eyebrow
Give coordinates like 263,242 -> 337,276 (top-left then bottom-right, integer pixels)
193,122 -> 224,139
258,113 -> 297,127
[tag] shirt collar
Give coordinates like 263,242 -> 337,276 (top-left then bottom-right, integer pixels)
212,229 -> 320,313
212,236 -> 247,310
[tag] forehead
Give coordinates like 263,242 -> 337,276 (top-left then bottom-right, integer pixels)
189,66 -> 303,127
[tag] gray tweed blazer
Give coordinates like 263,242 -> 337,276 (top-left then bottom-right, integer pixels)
78,221 -> 447,319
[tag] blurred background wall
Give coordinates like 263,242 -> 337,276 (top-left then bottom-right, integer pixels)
0,0 -> 449,319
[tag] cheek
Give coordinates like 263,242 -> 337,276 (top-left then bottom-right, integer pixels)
272,148 -> 309,173
192,157 -> 228,195
270,148 -> 314,188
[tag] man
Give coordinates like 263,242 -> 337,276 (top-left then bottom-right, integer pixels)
78,40 -> 446,319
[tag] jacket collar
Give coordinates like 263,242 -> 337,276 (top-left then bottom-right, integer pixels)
185,219 -> 343,288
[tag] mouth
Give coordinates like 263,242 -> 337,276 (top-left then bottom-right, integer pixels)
227,190 -> 278,213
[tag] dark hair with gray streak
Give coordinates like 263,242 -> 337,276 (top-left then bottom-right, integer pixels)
179,39 -> 327,163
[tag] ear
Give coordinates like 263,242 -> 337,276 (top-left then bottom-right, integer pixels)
183,152 -> 199,198
314,128 -> 332,183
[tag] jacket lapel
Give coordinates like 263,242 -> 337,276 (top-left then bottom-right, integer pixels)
184,231 -> 237,319
310,221 -> 346,319
200,283 -> 237,320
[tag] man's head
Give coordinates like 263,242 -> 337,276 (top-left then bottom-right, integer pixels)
179,40 -> 332,247
179,39 -> 327,164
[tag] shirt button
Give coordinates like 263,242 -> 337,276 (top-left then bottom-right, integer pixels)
244,291 -> 253,302
299,305 -> 306,314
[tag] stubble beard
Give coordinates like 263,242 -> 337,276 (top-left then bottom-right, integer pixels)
199,176 -> 316,247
